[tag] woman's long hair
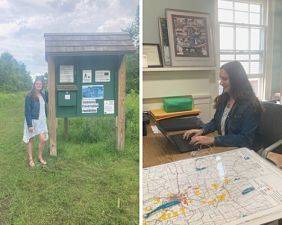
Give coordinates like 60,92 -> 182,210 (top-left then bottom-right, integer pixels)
215,61 -> 262,112
29,77 -> 43,100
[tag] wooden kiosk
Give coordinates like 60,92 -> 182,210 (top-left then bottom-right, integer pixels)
44,33 -> 135,155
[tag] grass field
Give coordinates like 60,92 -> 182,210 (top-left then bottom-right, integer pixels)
0,91 -> 139,225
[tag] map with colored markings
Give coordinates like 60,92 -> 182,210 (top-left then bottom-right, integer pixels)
143,148 -> 282,225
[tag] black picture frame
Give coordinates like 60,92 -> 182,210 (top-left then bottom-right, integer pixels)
158,18 -> 171,66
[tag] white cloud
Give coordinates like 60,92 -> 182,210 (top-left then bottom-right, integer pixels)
0,0 -> 9,9
97,17 -> 133,32
0,21 -> 22,36
0,0 -> 138,78
25,16 -> 55,29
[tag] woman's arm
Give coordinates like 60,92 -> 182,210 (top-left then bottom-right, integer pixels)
201,107 -> 221,135
24,95 -> 33,128
214,109 -> 260,148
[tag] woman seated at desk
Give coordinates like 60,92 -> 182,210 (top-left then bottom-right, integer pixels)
183,61 -> 262,150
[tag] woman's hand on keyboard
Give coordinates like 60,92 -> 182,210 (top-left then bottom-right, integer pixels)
183,129 -> 203,140
190,136 -> 215,145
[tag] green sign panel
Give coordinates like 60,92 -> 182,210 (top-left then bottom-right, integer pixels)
55,55 -> 119,118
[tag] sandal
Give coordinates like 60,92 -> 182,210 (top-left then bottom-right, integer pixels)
38,158 -> 47,165
29,160 -> 35,168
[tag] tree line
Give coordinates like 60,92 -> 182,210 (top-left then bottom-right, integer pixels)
124,6 -> 139,94
0,52 -> 33,92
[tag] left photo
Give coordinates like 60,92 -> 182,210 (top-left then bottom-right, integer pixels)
0,1 -> 139,224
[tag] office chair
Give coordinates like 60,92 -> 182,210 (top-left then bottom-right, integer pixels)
257,101 -> 282,159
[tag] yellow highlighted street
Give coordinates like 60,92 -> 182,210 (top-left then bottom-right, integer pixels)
212,183 -> 219,190
159,210 -> 181,221
144,206 -> 152,212
224,178 -> 230,185
217,193 -> 226,201
159,212 -> 168,221
153,197 -> 161,204
194,188 -> 201,196
180,207 -> 186,216
208,199 -> 216,205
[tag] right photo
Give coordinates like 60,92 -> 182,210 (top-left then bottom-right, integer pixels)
142,0 -> 282,224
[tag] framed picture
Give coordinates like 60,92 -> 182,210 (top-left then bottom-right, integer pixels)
166,9 -> 215,67
158,18 -> 171,66
143,43 -> 163,67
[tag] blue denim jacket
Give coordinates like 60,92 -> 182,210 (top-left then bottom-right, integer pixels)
202,99 -> 261,150
24,91 -> 48,128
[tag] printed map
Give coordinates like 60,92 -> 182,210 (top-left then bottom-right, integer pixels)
143,148 -> 282,225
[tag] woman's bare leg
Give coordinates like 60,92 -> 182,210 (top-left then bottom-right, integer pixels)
27,138 -> 35,167
38,133 -> 46,164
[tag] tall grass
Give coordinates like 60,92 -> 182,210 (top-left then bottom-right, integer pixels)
0,91 -> 139,225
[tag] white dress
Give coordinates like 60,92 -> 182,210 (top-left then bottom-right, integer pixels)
23,95 -> 48,143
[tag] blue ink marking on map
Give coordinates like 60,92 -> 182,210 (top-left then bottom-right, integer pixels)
242,186 -> 255,195
244,156 -> 250,160
196,167 -> 207,171
144,199 -> 181,219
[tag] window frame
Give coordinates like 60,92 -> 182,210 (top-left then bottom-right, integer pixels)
218,0 -> 267,99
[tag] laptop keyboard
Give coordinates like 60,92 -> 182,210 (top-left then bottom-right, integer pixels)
168,133 -> 209,152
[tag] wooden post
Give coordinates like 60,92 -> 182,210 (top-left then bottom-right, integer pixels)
47,56 -> 57,156
64,118 -> 68,139
117,56 -> 126,151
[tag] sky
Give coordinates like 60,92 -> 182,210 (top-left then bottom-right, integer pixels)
0,0 -> 138,79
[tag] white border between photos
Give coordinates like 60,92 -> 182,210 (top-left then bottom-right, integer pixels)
139,0 -> 143,224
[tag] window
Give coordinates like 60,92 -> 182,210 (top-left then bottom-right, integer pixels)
218,0 -> 265,98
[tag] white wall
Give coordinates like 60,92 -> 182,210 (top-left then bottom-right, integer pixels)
143,0 -> 218,123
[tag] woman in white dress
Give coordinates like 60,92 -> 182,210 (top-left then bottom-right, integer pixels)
23,77 -> 48,167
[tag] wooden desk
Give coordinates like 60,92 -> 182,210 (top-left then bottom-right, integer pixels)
143,123 -> 282,169
143,124 -> 235,168
268,152 -> 282,168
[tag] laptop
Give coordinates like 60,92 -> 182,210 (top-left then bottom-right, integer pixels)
166,133 -> 209,153
156,116 -> 208,153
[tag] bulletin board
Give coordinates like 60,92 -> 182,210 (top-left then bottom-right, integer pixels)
55,56 -> 118,118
